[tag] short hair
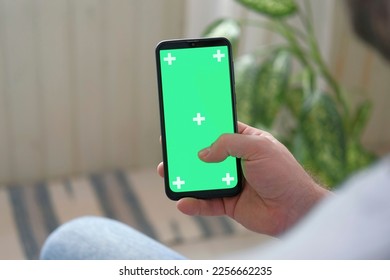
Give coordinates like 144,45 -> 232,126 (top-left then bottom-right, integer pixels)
347,0 -> 390,61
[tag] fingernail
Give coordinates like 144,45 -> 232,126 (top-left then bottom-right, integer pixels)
198,147 -> 210,158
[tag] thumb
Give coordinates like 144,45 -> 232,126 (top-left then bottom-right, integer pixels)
199,133 -> 274,163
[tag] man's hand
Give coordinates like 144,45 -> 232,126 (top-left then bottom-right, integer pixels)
157,122 -> 330,236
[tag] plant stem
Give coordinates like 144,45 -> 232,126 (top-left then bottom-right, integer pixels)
276,20 -> 315,74
239,17 -> 314,75
299,0 -> 350,118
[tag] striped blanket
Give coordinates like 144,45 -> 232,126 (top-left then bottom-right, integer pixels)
0,168 -> 247,259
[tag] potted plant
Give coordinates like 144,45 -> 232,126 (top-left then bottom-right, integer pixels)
203,0 -> 376,187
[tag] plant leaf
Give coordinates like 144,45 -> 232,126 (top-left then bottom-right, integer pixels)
291,131 -> 307,162
252,49 -> 292,128
346,100 -> 376,174
350,101 -> 372,138
346,140 -> 376,175
235,0 -> 298,18
202,18 -> 241,56
285,86 -> 304,118
300,92 -> 347,185
234,54 -> 262,125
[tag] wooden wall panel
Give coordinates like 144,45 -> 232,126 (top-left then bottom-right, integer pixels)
0,0 -> 186,185
36,0 -> 74,179
0,5 -> 10,182
71,0 -> 106,174
0,0 -> 44,183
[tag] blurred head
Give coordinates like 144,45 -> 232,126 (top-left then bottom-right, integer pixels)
347,0 -> 390,61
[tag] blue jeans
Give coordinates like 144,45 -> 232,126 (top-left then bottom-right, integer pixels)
40,216 -> 186,260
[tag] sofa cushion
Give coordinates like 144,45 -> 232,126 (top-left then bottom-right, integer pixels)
0,168 -> 248,259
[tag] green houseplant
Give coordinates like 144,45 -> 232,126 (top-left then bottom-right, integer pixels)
203,0 -> 376,187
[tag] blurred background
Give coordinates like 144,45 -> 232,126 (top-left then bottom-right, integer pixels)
0,0 -> 389,259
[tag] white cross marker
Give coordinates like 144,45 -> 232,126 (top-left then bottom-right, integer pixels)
213,49 -> 225,62
193,113 -> 206,125
164,53 -> 176,65
222,173 -> 235,186
172,177 -> 185,189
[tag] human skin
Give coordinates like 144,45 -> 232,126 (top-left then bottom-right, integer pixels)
157,122 -> 330,236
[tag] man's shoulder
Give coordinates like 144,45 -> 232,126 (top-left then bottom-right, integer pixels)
338,154 -> 390,207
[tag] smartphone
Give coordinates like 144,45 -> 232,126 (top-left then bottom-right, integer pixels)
155,37 -> 242,200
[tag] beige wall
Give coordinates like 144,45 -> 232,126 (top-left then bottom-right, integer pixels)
0,0 -> 185,184
0,0 -> 389,185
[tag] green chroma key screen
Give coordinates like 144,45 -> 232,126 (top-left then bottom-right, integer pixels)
157,39 -> 240,198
